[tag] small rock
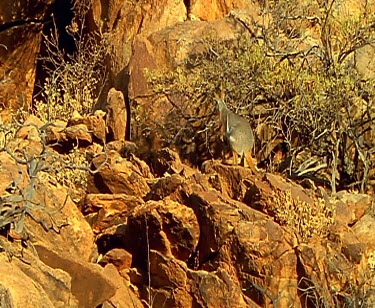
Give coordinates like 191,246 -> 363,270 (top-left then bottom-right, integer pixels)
99,248 -> 132,271
15,114 -> 43,141
353,214 -> 375,244
145,173 -> 184,201
67,111 -> 106,142
65,124 -> 92,145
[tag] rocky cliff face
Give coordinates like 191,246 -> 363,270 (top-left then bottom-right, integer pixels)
1,0 -> 375,307
0,109 -> 374,307
0,0 -> 54,110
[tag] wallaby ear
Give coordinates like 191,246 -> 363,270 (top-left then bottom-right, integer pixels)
220,89 -> 225,100
219,83 -> 225,100
214,92 -> 220,100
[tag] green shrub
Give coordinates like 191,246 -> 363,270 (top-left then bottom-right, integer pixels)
144,2 -> 375,193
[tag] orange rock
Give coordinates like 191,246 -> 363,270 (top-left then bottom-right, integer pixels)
15,115 -> 44,141
189,0 -> 262,21
0,249 -> 78,307
67,111 -> 106,142
83,193 -> 144,233
99,248 -> 133,271
35,244 -> 116,307
88,0 -> 186,96
102,264 -> 144,308
88,151 -> 151,197
105,88 -> 127,141
65,124 -> 92,145
125,198 -> 199,265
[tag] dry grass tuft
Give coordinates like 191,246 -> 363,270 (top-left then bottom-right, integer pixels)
269,189 -> 335,242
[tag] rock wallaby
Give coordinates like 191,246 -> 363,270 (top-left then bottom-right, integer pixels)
215,98 -> 258,174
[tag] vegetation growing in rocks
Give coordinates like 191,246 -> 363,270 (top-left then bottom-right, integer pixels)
31,1 -> 108,193
269,189 -> 335,242
145,1 -> 375,195
0,117 -> 63,239
0,1 -> 105,241
1,0 -> 375,307
34,0 -> 108,122
143,4 -> 375,304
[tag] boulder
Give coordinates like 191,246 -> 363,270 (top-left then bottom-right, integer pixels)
45,124 -> 92,148
83,193 -> 145,234
187,267 -> 248,308
355,44 -> 375,80
228,220 -> 298,307
65,124 -> 93,145
0,250 -> 78,307
87,150 -> 151,197
133,249 -> 249,307
129,18 -> 247,100
67,110 -> 106,142
333,191 -> 371,226
125,197 -> 200,265
34,244 -> 116,307
101,264 -> 144,308
29,180 -> 95,261
15,115 -> 44,141
352,214 -> 375,245
104,88 -> 127,141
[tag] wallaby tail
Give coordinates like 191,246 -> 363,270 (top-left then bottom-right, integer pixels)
244,151 -> 259,175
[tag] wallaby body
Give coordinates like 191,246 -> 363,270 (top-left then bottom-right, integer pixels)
216,98 -> 258,174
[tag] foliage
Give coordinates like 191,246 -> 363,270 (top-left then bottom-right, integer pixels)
47,146 -> 89,195
145,0 -> 375,193
269,189 -> 335,242
0,113 -> 106,247
0,117 -> 66,239
34,0 -> 108,122
0,0 -> 108,241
